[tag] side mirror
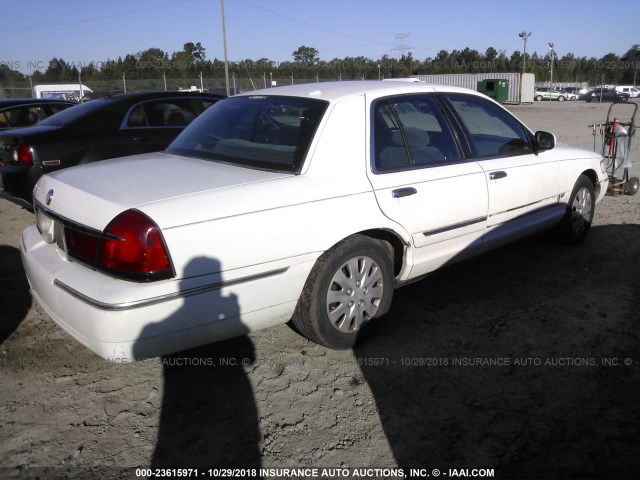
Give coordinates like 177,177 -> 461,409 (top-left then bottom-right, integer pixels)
534,131 -> 556,152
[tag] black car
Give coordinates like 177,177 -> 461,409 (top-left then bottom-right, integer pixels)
0,98 -> 77,130
583,88 -> 630,103
0,91 -> 224,203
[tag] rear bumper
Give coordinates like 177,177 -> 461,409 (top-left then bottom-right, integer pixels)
20,224 -> 311,362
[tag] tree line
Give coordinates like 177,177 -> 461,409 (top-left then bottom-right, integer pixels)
2,42 -> 640,89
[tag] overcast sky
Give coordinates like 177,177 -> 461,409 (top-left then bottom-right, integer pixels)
2,0 -> 639,73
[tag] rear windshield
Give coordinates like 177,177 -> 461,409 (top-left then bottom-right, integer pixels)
166,95 -> 328,172
39,99 -> 110,126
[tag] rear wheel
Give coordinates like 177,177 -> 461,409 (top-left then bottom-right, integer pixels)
535,95 -> 543,101
558,95 -> 565,102
291,235 -> 394,349
554,175 -> 595,244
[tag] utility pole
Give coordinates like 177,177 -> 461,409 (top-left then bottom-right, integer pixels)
548,42 -> 555,100
221,0 -> 230,96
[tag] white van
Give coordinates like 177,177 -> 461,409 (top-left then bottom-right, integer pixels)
615,86 -> 640,98
33,84 -> 93,101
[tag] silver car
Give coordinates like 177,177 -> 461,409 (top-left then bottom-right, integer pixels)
534,88 -> 566,101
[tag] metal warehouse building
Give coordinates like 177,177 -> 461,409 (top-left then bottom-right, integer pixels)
414,73 -> 535,104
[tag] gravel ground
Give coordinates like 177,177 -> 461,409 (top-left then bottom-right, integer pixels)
1,100 -> 639,480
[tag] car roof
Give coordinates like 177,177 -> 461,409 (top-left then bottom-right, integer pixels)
235,80 -> 481,102
100,91 -> 226,103
0,98 -> 78,107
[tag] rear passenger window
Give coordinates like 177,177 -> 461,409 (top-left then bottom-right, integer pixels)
445,94 -> 532,157
125,99 -> 198,128
373,95 -> 461,172
3,106 -> 47,127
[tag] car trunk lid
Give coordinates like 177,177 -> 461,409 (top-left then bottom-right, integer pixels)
34,152 -> 291,231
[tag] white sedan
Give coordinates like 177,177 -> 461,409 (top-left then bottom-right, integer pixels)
21,81 -> 608,362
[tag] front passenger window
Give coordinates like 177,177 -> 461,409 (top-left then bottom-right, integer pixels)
445,94 -> 532,157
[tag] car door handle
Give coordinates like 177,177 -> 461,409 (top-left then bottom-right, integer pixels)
392,187 -> 417,198
489,171 -> 507,180
133,136 -> 151,142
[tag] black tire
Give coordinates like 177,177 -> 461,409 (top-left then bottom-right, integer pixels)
558,95 -> 565,102
624,177 -> 639,195
554,174 -> 596,244
24,166 -> 44,201
535,95 -> 543,101
291,235 -> 394,349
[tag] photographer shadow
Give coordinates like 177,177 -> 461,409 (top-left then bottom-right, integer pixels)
133,257 -> 261,469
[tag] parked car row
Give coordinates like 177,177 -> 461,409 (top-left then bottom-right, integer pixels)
17,81 -> 609,360
0,91 -> 224,204
534,86 -> 633,102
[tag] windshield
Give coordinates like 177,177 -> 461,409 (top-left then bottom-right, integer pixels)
39,98 -> 110,126
166,95 -> 328,172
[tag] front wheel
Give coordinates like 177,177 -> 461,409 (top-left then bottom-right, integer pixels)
291,235 -> 394,349
554,175 -> 596,244
558,95 -> 565,102
535,95 -> 543,101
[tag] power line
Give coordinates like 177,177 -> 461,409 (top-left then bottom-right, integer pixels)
237,0 -> 393,48
3,0 -> 197,32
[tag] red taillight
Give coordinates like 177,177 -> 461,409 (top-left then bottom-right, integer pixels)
98,210 -> 173,280
65,228 -> 100,265
13,145 -> 33,164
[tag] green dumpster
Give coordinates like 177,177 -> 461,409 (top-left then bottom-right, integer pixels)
477,79 -> 509,102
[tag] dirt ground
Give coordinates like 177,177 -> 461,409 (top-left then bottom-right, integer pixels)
1,100 -> 639,480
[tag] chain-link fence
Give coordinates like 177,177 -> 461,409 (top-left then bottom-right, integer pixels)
0,76 -> 339,99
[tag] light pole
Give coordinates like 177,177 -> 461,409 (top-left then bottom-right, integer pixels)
548,42 -> 555,99
518,31 -> 531,74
